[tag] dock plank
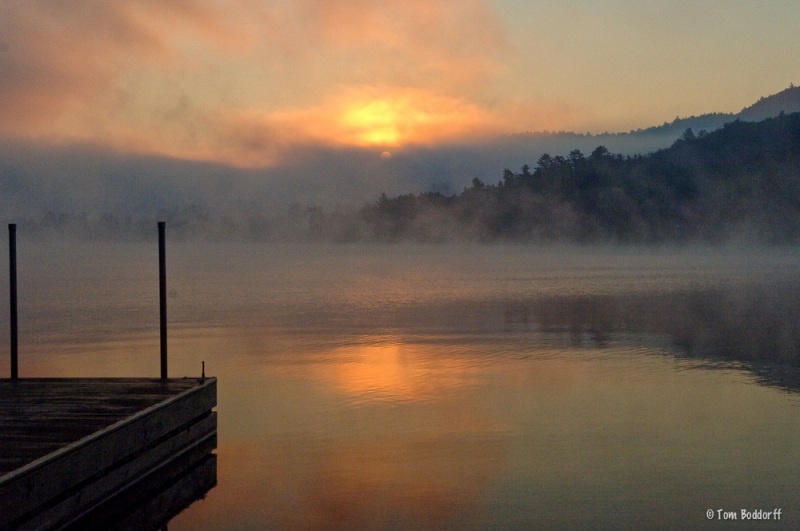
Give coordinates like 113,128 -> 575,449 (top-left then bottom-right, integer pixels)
0,378 -> 203,476
0,377 -> 216,529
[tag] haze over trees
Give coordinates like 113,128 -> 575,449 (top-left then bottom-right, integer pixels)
353,111 -> 800,244
7,86 -> 800,244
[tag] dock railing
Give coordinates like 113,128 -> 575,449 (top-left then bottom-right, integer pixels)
6,222 -> 171,380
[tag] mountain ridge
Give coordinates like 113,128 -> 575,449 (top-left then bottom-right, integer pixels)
508,84 -> 800,145
3,84 -> 800,240
353,110 -> 800,244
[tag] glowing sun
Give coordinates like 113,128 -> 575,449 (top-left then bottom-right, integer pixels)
342,99 -> 404,146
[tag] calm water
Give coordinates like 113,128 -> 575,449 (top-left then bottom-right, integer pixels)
1,242 -> 799,529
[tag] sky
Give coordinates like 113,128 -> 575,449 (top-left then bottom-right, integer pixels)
3,1 -> 799,168
1,0 -> 799,217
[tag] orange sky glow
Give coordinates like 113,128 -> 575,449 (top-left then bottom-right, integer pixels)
1,0 -> 799,167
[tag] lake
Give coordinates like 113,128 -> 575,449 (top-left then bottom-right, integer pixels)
2,241 -> 799,529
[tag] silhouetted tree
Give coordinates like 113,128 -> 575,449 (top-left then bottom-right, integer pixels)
356,112 -> 800,244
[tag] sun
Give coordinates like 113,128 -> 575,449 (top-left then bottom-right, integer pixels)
341,99 -> 402,146
325,86 -> 498,150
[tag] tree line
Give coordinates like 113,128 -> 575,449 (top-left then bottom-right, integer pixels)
13,111 -> 800,244
355,112 -> 800,243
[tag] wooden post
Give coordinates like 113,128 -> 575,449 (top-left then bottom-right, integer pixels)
9,224 -> 17,380
158,222 -> 167,380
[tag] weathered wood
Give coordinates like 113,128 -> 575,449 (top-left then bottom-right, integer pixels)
21,431 -> 217,530
0,377 -> 216,529
8,223 -> 17,379
68,454 -> 217,531
0,378 -> 202,474
17,417 -> 217,530
159,221 -> 167,380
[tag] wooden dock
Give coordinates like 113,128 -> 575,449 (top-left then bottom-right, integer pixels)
0,377 -> 217,530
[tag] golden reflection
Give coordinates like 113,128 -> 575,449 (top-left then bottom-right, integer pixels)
299,437 -> 501,529
301,340 -> 484,403
175,431 -> 504,529
13,336 -> 161,378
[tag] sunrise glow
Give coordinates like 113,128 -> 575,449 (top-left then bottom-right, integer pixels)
330,87 -> 503,149
3,2 -> 799,528
0,1 -> 797,168
288,341 -> 482,404
342,100 -> 403,146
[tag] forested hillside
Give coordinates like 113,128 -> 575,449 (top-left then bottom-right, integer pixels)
353,112 -> 800,243
12,107 -> 800,244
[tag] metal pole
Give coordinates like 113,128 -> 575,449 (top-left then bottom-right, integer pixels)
9,224 -> 18,380
158,222 -> 167,380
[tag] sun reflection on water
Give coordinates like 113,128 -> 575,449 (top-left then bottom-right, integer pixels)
6,243 -> 800,528
311,340 -> 484,404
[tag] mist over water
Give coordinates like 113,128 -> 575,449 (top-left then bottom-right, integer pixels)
4,3 -> 800,525
1,242 -> 799,528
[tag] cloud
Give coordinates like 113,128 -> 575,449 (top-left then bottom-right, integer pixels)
0,1 -> 249,136
0,1 -> 293,168
212,85 -> 510,167
294,0 -> 508,88
0,0 -> 515,166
